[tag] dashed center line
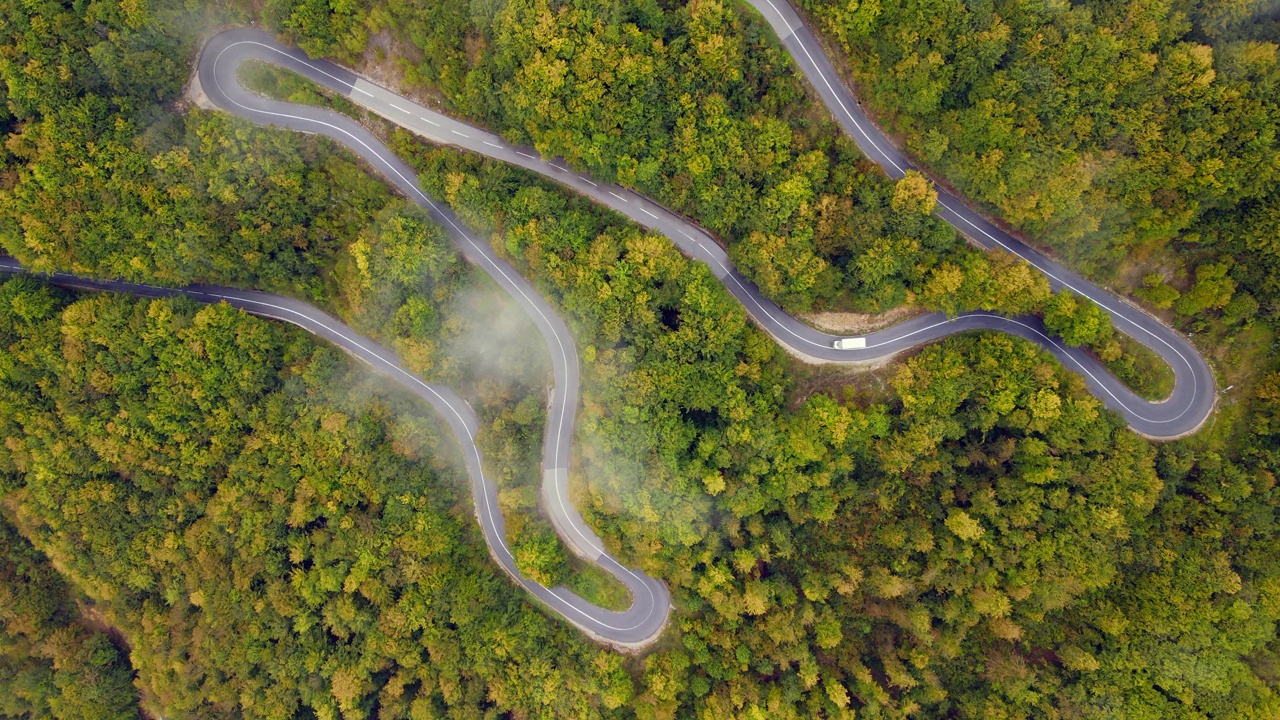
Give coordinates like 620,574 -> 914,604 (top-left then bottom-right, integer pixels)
483,141 -> 502,149
451,130 -> 470,139
608,191 -> 629,203
388,102 -> 410,114
419,116 -> 439,126
516,151 -> 539,160
580,176 -> 598,187
640,208 -> 659,219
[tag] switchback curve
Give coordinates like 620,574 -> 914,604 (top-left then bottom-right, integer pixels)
201,28 -> 1215,439
743,0 -> 1217,437
0,252 -> 674,647
0,23 -> 1217,650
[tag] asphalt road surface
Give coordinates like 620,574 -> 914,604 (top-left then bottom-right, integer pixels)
0,254 -> 672,646
199,29 -> 1214,440
744,0 -> 1216,437
0,23 -> 1216,649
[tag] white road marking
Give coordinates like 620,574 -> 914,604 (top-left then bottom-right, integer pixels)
760,0 -> 904,175
195,34 -> 1214,640
517,151 -> 539,160
451,130 -> 470,139
641,208 -> 659,219
748,0 -> 1201,423
388,102 -> 410,114
212,39 -> 666,636
579,176 -> 598,187
483,141 -> 502,149
419,116 -> 439,126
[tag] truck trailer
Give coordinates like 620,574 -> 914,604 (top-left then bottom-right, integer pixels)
832,337 -> 867,350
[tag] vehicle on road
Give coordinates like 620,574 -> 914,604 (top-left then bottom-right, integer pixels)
833,337 -> 866,350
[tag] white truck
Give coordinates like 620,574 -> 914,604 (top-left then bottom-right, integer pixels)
833,337 -> 866,350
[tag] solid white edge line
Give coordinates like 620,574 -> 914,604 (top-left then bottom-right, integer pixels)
191,30 -> 1214,637
349,26 -> 1197,424
215,40 -> 664,636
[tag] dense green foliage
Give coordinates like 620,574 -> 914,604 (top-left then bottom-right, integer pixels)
0,514 -> 140,720
1,0 -> 1279,717
394,134 -> 1280,717
2,101 -> 392,294
799,0 -> 1280,310
257,0 -> 994,313
0,0 -> 390,295
0,278 -> 634,718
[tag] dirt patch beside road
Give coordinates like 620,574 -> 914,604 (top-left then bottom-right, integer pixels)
800,304 -> 926,334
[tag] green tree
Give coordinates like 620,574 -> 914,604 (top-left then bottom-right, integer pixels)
891,170 -> 937,215
1043,290 -> 1114,348
0,515 -> 140,720
1136,272 -> 1182,309
514,526 -> 570,587
1174,262 -> 1237,317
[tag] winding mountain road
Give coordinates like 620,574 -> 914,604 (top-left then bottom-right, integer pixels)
744,0 -> 1216,436
0,252 -> 673,647
0,20 -> 1215,649
198,29 -> 1214,440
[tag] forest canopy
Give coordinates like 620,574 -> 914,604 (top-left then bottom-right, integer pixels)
798,0 -> 1280,309
0,514 -> 140,720
0,0 -> 1278,717
0,278 -> 631,718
